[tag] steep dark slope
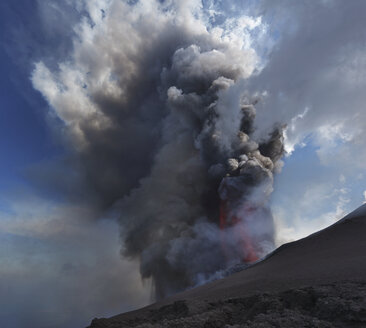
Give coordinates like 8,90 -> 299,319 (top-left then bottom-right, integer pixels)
88,204 -> 366,327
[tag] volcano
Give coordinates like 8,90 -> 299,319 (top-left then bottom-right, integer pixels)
88,204 -> 366,327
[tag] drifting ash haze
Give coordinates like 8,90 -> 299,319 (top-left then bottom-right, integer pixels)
32,0 -> 285,299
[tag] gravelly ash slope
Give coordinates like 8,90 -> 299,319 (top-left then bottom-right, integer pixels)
88,204 -> 366,328
90,282 -> 366,328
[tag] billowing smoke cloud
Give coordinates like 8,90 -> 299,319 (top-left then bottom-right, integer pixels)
32,0 -> 285,299
119,63 -> 285,297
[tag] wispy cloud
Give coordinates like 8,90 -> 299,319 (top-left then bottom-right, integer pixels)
0,191 -> 150,328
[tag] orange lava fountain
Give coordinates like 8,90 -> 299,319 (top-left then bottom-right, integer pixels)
219,200 -> 259,263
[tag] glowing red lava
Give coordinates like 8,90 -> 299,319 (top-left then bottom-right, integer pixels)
219,200 -> 259,263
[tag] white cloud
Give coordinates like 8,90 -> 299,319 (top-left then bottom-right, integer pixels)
339,174 -> 346,184
273,181 -> 350,246
247,1 -> 366,175
283,107 -> 309,155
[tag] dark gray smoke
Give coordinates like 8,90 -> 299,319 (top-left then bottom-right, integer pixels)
119,92 -> 285,298
32,0 -> 285,299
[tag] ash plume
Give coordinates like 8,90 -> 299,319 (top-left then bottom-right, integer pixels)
32,0 -> 285,299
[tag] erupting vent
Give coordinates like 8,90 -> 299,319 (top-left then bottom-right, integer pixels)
219,200 -> 259,263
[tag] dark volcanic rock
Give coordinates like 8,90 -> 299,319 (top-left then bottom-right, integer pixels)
89,282 -> 366,327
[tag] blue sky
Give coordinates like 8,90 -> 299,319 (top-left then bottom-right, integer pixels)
0,1 -> 74,195
0,37 -> 48,189
1,1 -> 366,327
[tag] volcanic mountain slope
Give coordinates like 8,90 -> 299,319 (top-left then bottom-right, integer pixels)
88,204 -> 366,327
